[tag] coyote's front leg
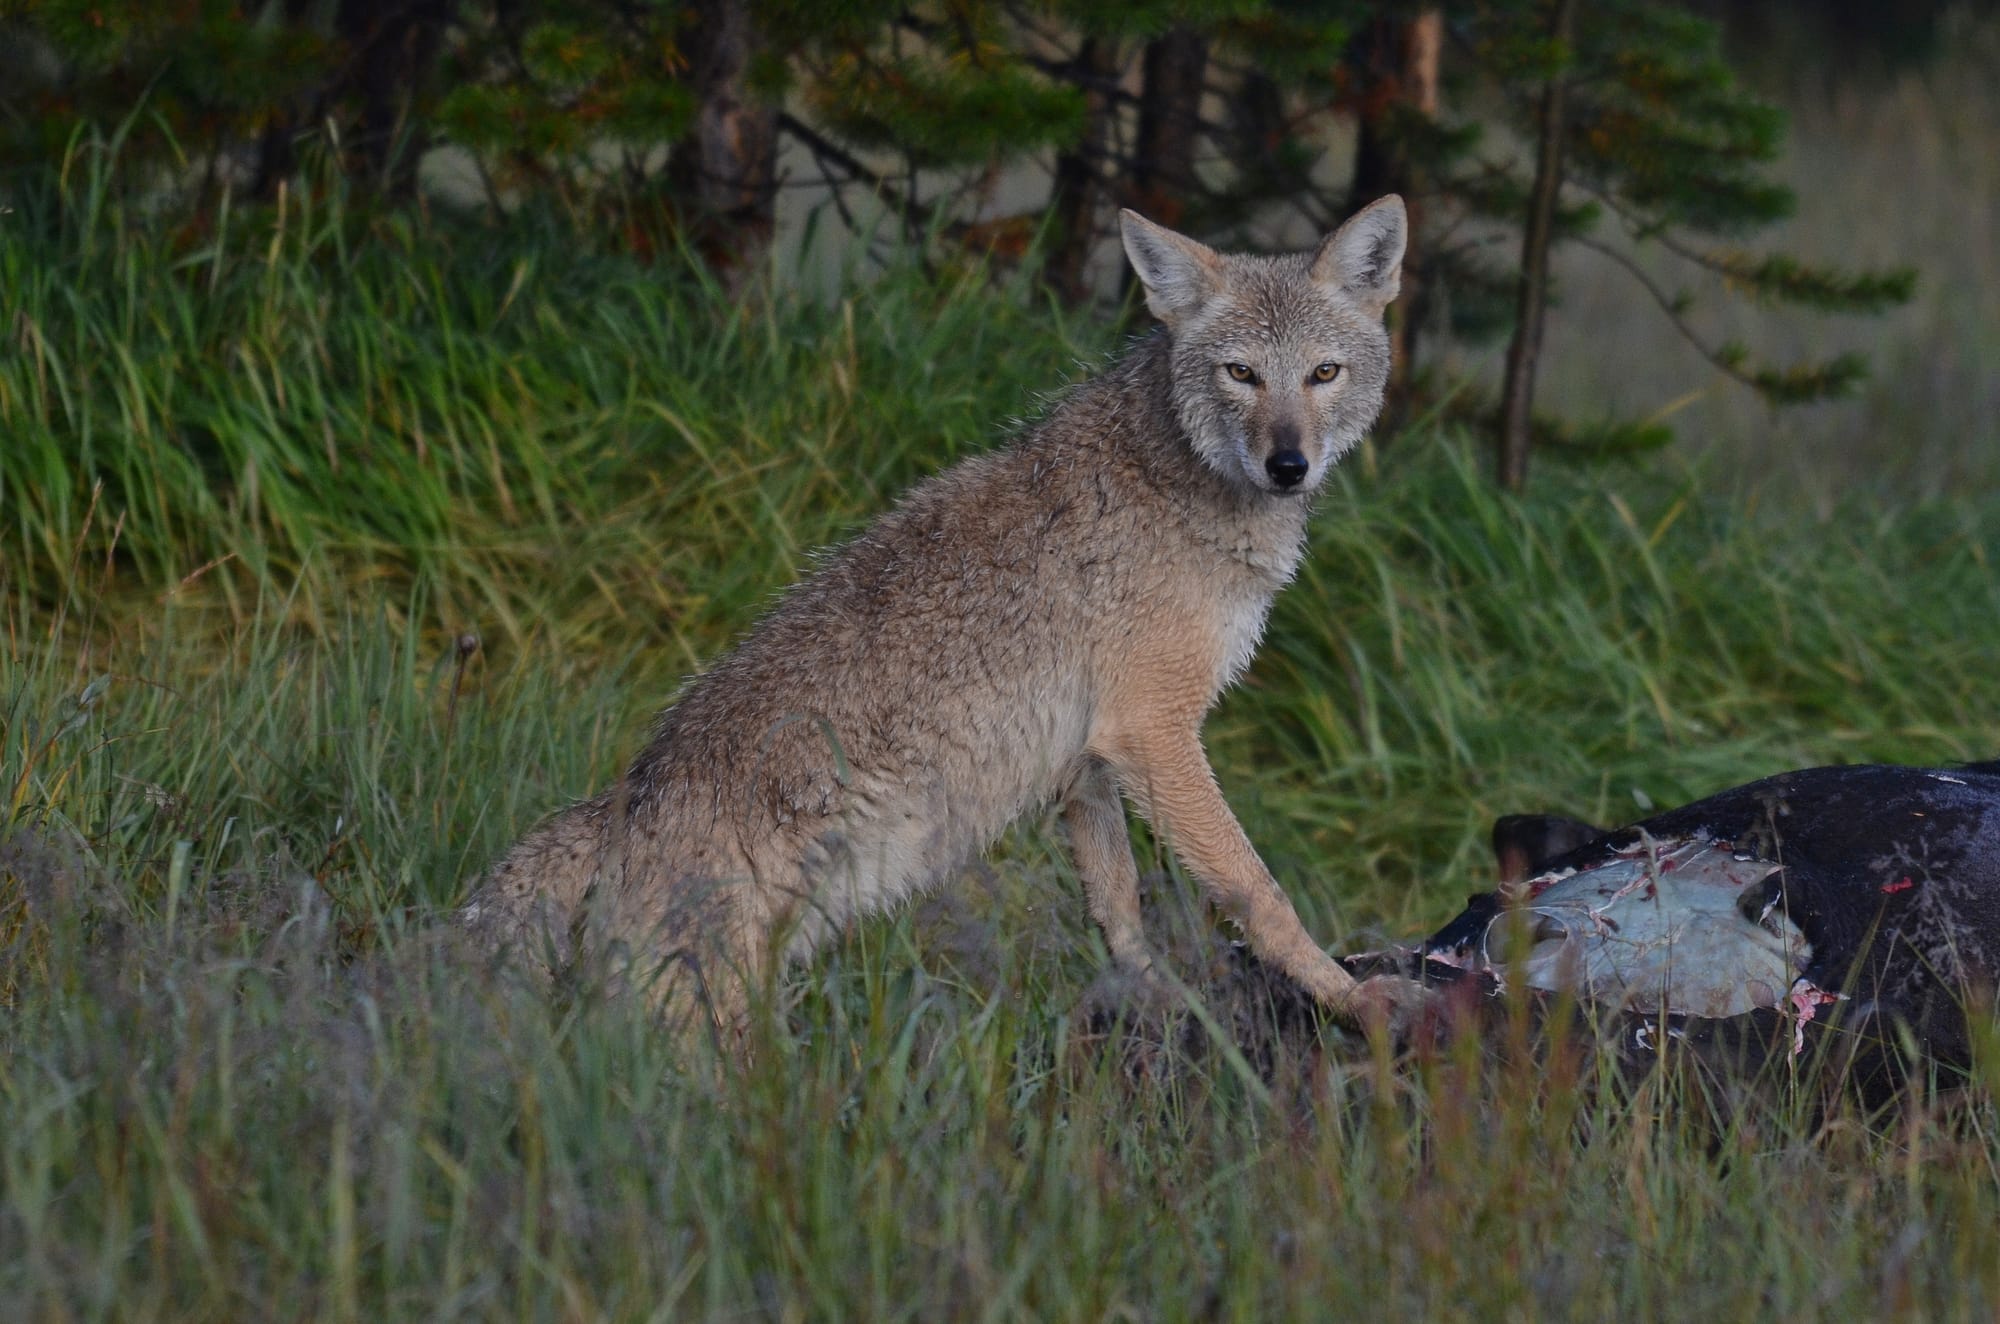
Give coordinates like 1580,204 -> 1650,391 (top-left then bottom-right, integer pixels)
1106,723 -> 1366,1013
1061,757 -> 1154,972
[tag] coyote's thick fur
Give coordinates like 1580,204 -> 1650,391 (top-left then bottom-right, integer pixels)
461,197 -> 1412,1040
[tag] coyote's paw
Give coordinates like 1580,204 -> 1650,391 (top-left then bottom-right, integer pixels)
1342,972 -> 1444,1049
1075,958 -> 1179,1030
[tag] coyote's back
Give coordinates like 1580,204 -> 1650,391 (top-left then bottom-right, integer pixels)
461,197 -> 1413,1045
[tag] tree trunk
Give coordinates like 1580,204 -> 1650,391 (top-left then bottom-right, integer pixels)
335,0 -> 453,199
1045,36 -> 1120,307
1226,69 -> 1286,208
1349,9 -> 1440,428
1131,28 -> 1208,225
665,0 -> 779,284
247,0 -> 326,200
1496,0 -> 1578,493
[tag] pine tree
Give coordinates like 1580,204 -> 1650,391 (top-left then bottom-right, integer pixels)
434,1 -> 702,236
664,0 -> 777,278
0,0 -> 347,207
1460,0 -> 1917,488
773,1 -> 1367,302
0,1 -> 469,208
1,0 -> 1918,411
1494,0 -> 1577,492
1344,6 -> 1443,423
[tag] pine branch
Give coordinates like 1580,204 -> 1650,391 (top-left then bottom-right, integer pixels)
776,109 -> 938,233
1573,233 -> 1869,404
1700,251 -> 1916,314
1577,180 -> 1916,313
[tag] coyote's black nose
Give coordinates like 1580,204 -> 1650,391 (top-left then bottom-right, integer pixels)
1266,449 -> 1309,489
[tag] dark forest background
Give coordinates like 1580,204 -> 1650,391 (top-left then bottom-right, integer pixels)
2,1 -> 1985,489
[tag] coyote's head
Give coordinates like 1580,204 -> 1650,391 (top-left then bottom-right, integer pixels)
1120,197 -> 1406,497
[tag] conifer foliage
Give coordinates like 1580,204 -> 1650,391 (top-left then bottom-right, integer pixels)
0,0 -> 1920,486
1454,0 -> 1917,487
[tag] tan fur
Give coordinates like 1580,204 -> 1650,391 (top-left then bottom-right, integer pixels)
461,197 -> 1412,1042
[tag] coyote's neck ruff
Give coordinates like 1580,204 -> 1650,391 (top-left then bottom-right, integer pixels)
463,197 -> 1411,1044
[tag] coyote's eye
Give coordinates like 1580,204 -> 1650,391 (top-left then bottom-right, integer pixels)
1311,362 -> 1341,384
1224,363 -> 1257,384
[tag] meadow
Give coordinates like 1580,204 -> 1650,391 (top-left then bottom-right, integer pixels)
5,158 -> 2000,1319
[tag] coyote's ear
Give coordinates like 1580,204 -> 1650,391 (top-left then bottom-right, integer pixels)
1120,209 -> 1224,326
1312,194 -> 1406,315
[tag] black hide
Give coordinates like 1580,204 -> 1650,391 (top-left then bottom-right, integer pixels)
1363,763 -> 2000,1088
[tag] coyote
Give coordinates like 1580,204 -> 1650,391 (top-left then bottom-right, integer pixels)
462,197 -> 1415,1041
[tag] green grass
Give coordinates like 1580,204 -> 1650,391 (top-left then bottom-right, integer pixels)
5,159 -> 2000,1318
